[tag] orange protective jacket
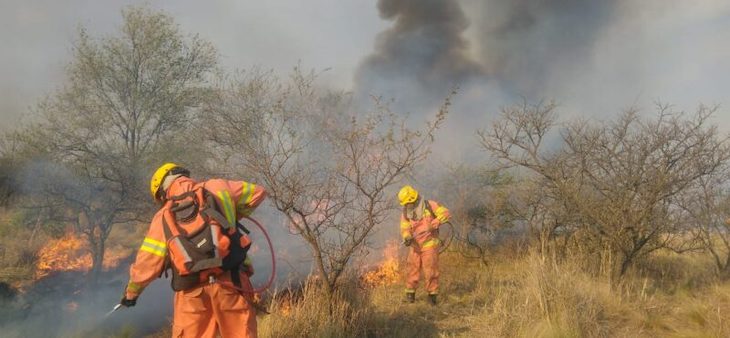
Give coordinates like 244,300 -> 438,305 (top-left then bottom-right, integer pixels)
125,177 -> 267,299
400,199 -> 450,251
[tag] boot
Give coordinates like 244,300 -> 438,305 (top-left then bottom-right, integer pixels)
405,292 -> 415,303
428,294 -> 437,306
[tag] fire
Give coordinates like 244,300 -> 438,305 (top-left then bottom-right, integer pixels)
279,301 -> 292,317
361,240 -> 401,288
34,233 -> 130,279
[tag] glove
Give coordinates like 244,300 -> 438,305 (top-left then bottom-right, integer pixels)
403,237 -> 413,247
120,294 -> 137,307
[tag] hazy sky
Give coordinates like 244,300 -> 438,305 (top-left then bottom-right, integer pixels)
0,0 -> 385,129
2,0 -> 730,141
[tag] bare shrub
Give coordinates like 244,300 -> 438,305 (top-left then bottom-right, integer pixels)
479,102 -> 730,277
202,68 -> 449,295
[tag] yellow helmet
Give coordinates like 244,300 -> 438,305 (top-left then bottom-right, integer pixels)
150,162 -> 181,201
398,185 -> 419,206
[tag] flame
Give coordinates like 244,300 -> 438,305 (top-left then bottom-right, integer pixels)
34,233 -> 130,279
279,300 -> 293,317
361,240 -> 401,288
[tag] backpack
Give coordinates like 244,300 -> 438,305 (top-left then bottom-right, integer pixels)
160,186 -> 252,291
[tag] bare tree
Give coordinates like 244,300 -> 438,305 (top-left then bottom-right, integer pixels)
678,167 -> 730,276
479,102 -> 730,277
9,6 -> 217,282
202,68 -> 448,295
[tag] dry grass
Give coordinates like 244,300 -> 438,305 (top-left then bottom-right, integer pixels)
0,209 -> 49,285
258,279 -> 370,338
253,248 -> 730,338
428,249 -> 730,338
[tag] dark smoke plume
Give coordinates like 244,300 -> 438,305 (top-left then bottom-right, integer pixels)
355,0 -> 486,109
355,0 -> 621,114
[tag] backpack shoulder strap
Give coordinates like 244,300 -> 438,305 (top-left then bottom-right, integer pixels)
199,188 -> 233,230
424,199 -> 434,216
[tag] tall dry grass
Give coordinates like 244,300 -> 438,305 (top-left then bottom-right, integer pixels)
255,247 -> 730,338
444,248 -> 730,338
258,279 -> 370,337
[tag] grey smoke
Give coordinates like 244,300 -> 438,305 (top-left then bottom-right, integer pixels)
356,0 -> 730,118
355,0 -> 486,109
471,0 -> 616,97
354,0 -> 617,112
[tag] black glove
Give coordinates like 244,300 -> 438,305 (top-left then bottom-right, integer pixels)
120,295 -> 137,307
403,237 -> 413,247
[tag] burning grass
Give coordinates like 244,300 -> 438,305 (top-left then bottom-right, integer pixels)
361,241 -> 401,288
34,233 -> 132,279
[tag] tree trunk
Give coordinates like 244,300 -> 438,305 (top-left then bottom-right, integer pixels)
89,231 -> 105,286
619,252 -> 634,276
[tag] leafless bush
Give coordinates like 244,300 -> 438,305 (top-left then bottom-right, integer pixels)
479,101 -> 730,277
202,67 -> 449,295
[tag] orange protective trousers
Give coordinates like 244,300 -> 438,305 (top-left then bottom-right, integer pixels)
172,275 -> 257,338
406,247 -> 439,294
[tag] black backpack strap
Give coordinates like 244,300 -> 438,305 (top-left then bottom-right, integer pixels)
237,221 -> 251,234
231,266 -> 242,288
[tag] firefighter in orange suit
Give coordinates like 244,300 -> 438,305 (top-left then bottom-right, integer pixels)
398,185 -> 449,305
120,163 -> 267,338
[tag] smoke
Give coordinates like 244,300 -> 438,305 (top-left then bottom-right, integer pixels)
244,205 -> 316,286
355,0 -> 486,110
0,267 -> 174,337
354,0 -> 730,162
354,0 -> 618,111
469,0 -> 616,97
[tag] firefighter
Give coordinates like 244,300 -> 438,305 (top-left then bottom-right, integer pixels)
398,185 -> 449,305
120,163 -> 267,338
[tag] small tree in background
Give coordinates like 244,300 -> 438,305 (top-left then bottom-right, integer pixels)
9,6 -> 217,282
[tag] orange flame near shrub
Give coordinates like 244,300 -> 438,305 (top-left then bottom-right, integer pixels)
361,240 -> 401,288
34,233 -> 130,279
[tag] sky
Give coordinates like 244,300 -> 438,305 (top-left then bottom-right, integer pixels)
2,0 -> 730,149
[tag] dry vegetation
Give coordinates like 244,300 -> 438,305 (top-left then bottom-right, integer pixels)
248,245 -> 730,338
